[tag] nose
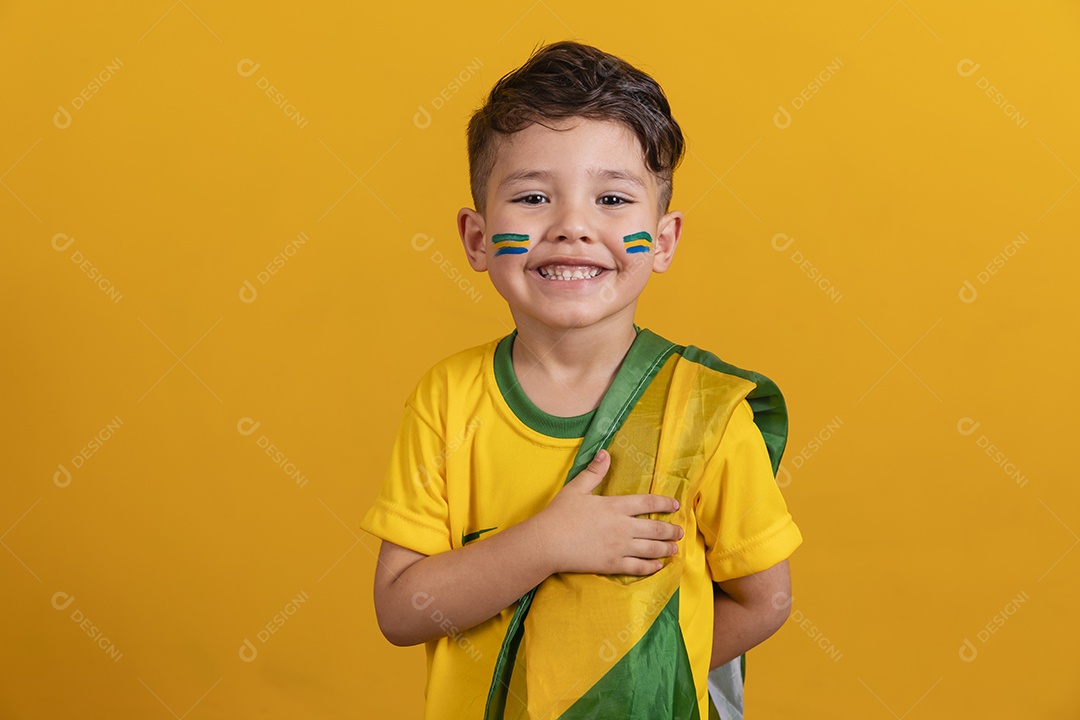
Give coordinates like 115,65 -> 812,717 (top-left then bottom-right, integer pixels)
550,197 -> 595,244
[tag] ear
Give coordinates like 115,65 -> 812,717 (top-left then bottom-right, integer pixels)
651,210 -> 683,273
457,207 -> 488,272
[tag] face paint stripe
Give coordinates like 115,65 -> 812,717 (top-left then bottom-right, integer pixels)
623,231 -> 652,254
492,233 -> 529,257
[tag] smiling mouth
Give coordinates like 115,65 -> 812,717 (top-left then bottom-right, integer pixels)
536,264 -> 605,281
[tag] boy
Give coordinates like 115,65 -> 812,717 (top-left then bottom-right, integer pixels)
361,41 -> 802,719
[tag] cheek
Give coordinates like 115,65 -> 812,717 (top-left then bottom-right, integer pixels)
485,256 -> 529,295
615,244 -> 656,283
490,232 -> 531,258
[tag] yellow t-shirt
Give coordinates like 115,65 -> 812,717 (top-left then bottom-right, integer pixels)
361,330 -> 802,719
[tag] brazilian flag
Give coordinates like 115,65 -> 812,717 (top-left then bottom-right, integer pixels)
484,327 -> 788,720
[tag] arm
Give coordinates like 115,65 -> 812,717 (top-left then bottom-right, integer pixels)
373,518 -> 552,647
709,559 -> 792,669
373,449 -> 684,647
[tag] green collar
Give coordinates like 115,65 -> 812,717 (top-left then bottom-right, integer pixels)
493,325 -> 649,439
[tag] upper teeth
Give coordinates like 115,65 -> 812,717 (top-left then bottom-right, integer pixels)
538,265 -> 602,280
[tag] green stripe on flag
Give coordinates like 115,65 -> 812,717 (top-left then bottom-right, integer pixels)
560,590 -> 700,720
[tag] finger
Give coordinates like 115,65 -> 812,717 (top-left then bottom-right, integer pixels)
614,492 -> 680,516
626,538 -> 679,560
566,449 -> 610,494
631,517 -> 684,541
613,557 -> 665,576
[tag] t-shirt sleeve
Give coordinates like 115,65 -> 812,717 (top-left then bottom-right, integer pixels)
695,398 -> 803,583
359,392 -> 454,558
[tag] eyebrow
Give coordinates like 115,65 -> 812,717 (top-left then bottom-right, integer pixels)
498,168 -> 648,190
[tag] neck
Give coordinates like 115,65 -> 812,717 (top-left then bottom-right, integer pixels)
509,313 -> 639,389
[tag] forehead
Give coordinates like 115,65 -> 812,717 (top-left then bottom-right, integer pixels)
489,118 -> 653,187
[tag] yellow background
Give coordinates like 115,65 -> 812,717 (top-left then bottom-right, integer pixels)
3,1 -> 1077,718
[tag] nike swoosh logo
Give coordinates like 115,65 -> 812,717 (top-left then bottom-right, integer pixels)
461,526 -> 498,546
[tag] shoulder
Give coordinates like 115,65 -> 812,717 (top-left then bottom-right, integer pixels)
411,337 -> 496,391
720,398 -> 761,447
672,337 -> 788,475
402,335 -> 504,425
678,341 -> 782,396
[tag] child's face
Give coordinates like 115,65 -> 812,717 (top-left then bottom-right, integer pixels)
458,117 -> 682,334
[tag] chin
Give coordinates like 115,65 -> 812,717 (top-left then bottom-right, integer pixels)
537,313 -> 606,330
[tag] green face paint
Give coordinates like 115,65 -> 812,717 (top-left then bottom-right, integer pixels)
623,231 -> 652,254
492,233 -> 529,256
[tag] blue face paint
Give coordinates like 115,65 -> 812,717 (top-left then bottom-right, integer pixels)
623,231 -> 652,254
492,233 -> 529,256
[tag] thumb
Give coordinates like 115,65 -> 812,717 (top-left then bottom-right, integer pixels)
568,449 -> 610,494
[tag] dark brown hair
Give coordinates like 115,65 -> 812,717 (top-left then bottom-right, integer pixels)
466,41 -> 685,214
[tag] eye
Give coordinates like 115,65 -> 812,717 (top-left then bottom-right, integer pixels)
512,194 -> 548,205
598,195 -> 632,206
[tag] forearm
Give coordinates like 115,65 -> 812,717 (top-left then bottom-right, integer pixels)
377,516 -> 553,646
374,449 -> 683,647
709,586 -> 789,669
